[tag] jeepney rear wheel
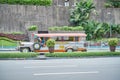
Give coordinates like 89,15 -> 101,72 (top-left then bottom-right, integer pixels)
66,48 -> 73,52
81,49 -> 87,52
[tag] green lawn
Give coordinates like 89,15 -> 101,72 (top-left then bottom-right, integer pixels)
0,40 -> 17,46
0,37 -> 18,47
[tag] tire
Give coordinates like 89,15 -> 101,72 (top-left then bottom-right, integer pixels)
82,49 -> 87,52
20,48 -> 30,53
66,48 -> 73,52
81,48 -> 87,52
33,43 -> 41,50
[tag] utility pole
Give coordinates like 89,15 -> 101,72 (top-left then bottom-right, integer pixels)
110,24 -> 112,38
107,12 -> 112,38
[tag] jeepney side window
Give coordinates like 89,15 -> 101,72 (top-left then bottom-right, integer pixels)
74,37 -> 79,41
56,36 -> 74,41
51,37 -> 57,40
69,37 -> 74,41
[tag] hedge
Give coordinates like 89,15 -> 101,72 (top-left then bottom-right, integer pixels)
0,0 -> 52,6
49,26 -> 84,31
45,52 -> 120,57
0,53 -> 39,58
0,52 -> 120,58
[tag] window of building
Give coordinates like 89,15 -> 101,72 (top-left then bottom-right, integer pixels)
64,0 -> 69,6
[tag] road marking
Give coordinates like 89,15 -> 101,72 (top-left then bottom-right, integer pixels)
33,71 -> 99,76
24,65 -> 77,68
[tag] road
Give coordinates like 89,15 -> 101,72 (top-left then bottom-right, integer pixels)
0,57 -> 120,80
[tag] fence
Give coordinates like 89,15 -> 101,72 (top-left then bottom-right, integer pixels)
85,41 -> 120,52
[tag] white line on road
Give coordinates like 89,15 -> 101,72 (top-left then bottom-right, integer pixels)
33,71 -> 99,76
24,65 -> 77,68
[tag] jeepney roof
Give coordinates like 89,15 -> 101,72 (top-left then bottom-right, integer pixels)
34,33 -> 86,37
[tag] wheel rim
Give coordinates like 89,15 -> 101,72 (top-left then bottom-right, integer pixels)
34,44 -> 40,48
33,43 -> 40,50
67,49 -> 73,52
22,48 -> 29,53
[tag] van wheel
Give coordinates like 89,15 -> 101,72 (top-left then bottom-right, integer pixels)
20,48 -> 30,53
66,48 -> 73,52
33,43 -> 41,50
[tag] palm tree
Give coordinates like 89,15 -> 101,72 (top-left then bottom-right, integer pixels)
93,22 -> 111,39
84,20 -> 97,40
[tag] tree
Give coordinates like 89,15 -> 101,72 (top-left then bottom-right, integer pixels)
110,24 -> 120,37
70,0 -> 95,26
93,22 -> 110,39
84,21 -> 110,40
116,24 -> 120,34
69,0 -> 119,40
83,20 -> 97,40
94,23 -> 120,39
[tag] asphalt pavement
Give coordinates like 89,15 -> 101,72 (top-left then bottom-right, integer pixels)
0,57 -> 120,80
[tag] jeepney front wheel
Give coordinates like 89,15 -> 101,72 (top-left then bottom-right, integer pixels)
33,43 -> 41,50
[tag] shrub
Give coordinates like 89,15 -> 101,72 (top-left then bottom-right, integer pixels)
11,32 -> 24,34
46,39 -> 55,47
105,0 -> 120,8
0,0 -> 52,6
0,53 -> 39,58
28,25 -> 38,31
108,38 -> 119,46
49,26 -> 83,31
104,2 -> 112,8
45,52 -> 120,57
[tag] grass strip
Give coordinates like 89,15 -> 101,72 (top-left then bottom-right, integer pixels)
45,52 -> 120,57
0,52 -> 39,58
1,52 -> 120,58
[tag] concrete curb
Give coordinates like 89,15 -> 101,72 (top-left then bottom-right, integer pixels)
1,56 -> 120,60
0,56 -> 47,60
0,58 -> 46,60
